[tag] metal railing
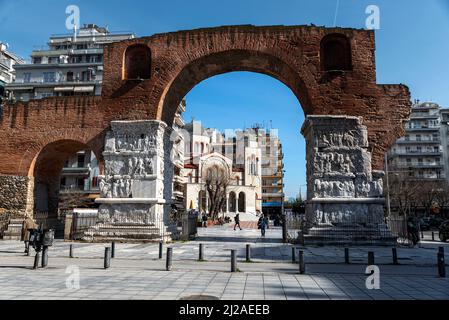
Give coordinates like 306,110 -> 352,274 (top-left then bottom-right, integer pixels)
71,211 -> 98,240
386,215 -> 410,245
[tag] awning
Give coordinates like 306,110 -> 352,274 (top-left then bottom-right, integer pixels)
74,86 -> 95,93
262,202 -> 283,208
54,86 -> 74,92
7,86 -> 33,91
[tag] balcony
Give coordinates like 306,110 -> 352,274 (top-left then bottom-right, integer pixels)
14,62 -> 103,69
393,151 -> 442,156
396,163 -> 444,169
31,48 -> 104,57
61,167 -> 90,176
405,126 -> 440,132
59,187 -> 100,194
396,139 -> 441,144
7,80 -> 98,89
263,193 -> 285,198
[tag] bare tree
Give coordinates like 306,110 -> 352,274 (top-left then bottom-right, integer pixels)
387,170 -> 421,216
204,165 -> 229,221
434,181 -> 449,217
417,181 -> 442,216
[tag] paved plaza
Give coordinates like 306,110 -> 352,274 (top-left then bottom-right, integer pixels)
0,226 -> 448,300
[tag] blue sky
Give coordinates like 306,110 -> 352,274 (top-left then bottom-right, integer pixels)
1,0 -> 448,198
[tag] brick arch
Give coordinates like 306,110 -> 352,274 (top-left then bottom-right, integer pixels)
18,130 -> 105,178
157,49 -> 312,126
29,138 -> 104,217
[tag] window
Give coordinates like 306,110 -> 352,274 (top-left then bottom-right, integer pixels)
23,73 -> 31,83
417,146 -> 422,152
77,178 -> 85,189
405,135 -> 410,141
43,72 -> 55,83
77,154 -> 85,168
320,33 -> 352,71
66,71 -> 74,82
123,44 -> 151,80
33,57 -> 42,64
416,135 -> 421,142
40,92 -> 53,98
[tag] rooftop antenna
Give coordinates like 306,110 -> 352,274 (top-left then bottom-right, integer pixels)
73,23 -> 78,42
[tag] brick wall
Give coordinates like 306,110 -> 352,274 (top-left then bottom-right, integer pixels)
0,25 -> 411,181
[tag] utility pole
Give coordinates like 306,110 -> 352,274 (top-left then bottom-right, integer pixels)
385,153 -> 391,217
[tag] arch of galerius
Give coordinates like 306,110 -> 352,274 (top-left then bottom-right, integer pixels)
0,25 -> 411,244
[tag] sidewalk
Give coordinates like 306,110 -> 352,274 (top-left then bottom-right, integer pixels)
0,227 -> 448,300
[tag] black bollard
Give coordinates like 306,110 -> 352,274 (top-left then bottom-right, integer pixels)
368,252 -> 375,265
104,247 -> 111,269
344,248 -> 350,264
432,232 -> 435,242
299,250 -> 306,274
392,248 -> 399,265
246,244 -> 251,262
292,247 -> 296,263
33,252 -> 40,270
231,250 -> 237,273
159,241 -> 163,259
199,244 -> 204,261
421,230 -> 424,239
41,246 -> 48,268
69,244 -> 74,258
111,242 -> 116,259
166,247 -> 173,271
438,252 -> 446,278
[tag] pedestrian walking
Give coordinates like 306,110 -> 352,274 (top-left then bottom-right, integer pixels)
21,214 -> 38,255
234,213 -> 242,231
202,212 -> 208,228
260,215 -> 269,237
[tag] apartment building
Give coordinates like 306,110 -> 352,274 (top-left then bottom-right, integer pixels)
6,24 -> 134,101
388,101 -> 446,181
0,42 -> 24,101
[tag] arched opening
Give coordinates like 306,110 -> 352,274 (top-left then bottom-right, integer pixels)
123,44 -> 151,80
175,70 -> 306,240
320,33 -> 352,71
229,192 -> 237,213
159,49 -> 311,125
162,50 -> 309,240
30,140 -> 103,231
238,192 -> 246,213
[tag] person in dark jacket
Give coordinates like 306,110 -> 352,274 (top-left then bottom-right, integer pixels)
234,214 -> 242,231
259,216 -> 269,237
21,215 -> 38,254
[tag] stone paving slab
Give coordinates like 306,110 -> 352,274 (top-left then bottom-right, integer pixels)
1,227 -> 448,300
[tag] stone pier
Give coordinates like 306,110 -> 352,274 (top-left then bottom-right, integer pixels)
84,120 -> 178,242
301,116 -> 396,245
